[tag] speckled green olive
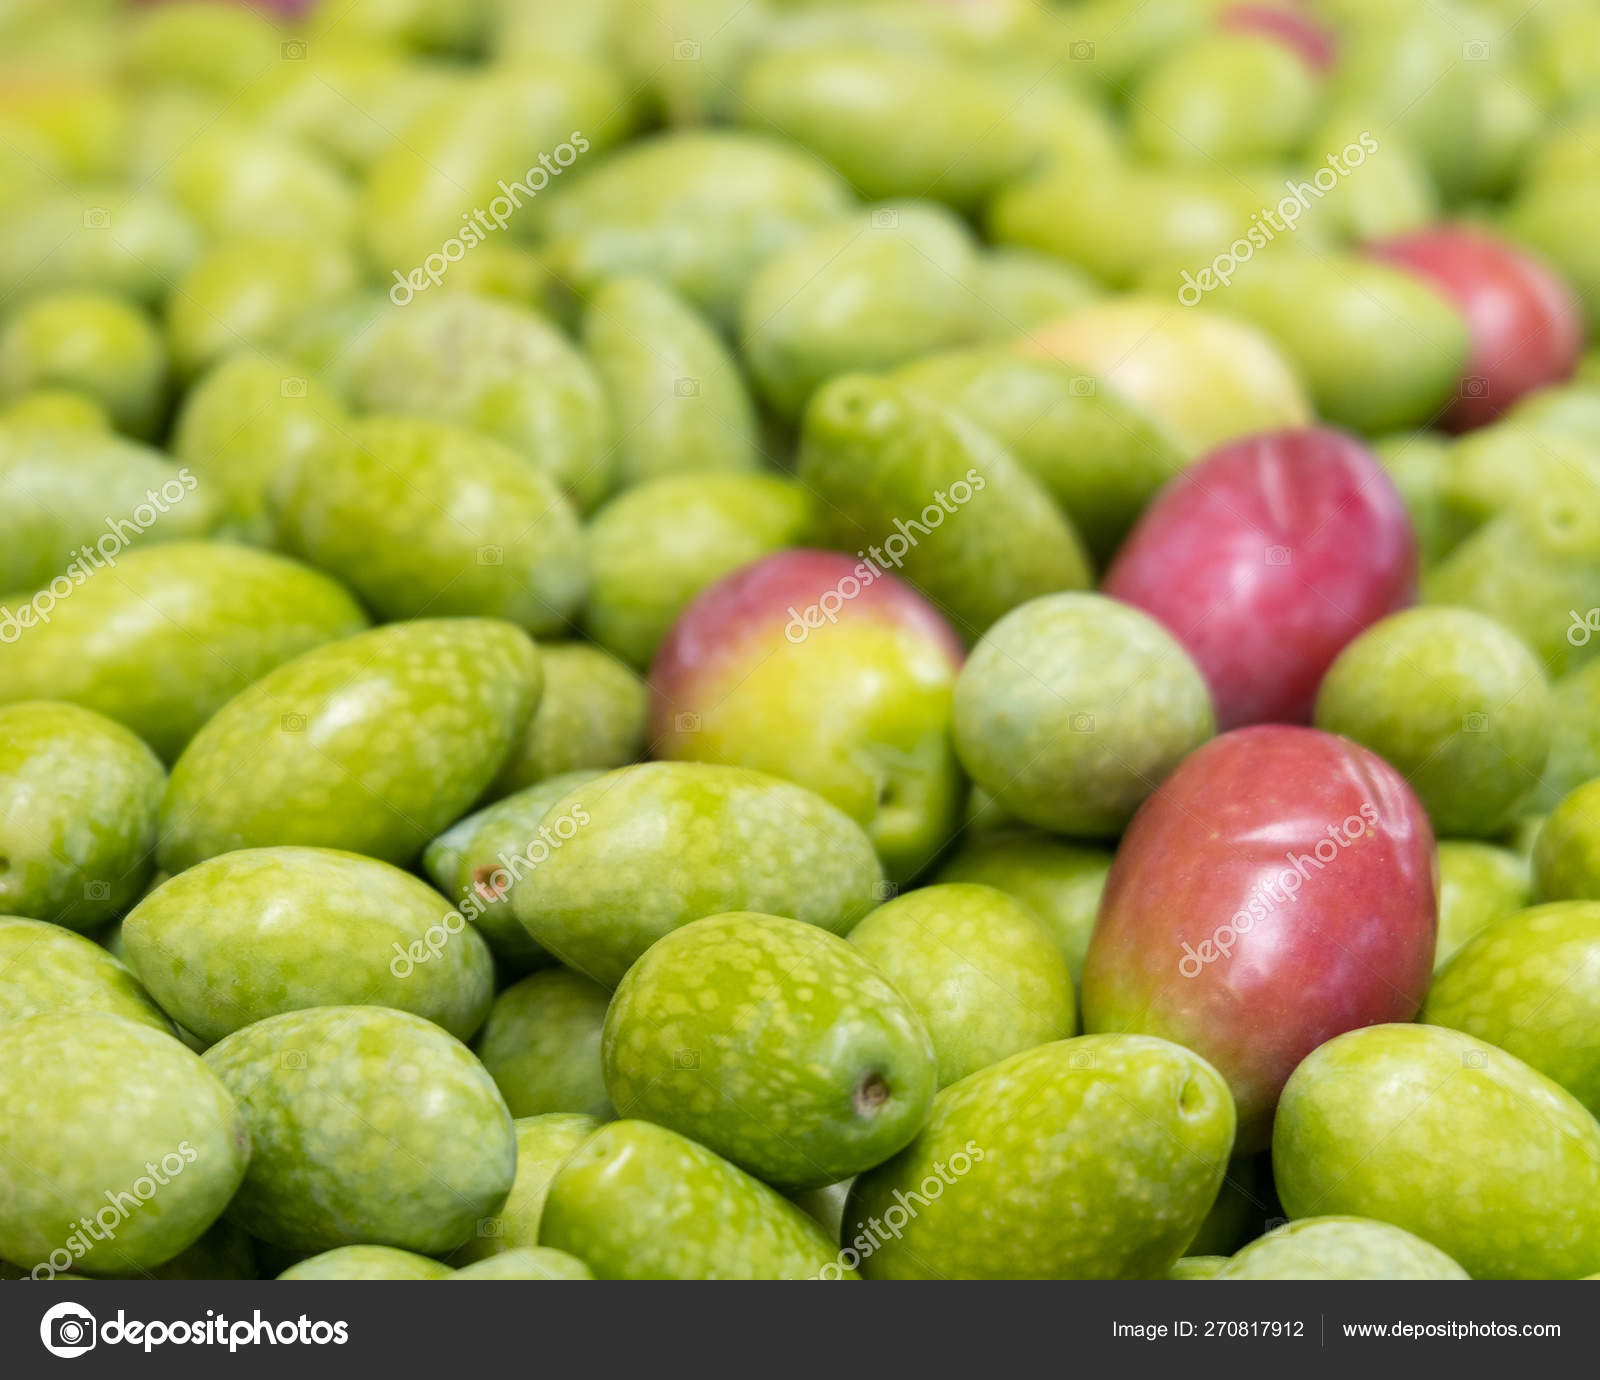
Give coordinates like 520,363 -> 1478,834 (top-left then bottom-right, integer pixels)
275,415 -> 587,635
740,202 -> 980,419
1436,425 -> 1594,543
1216,1218 -> 1469,1281
584,472 -> 816,669
431,769 -> 603,967
511,763 -> 885,987
242,48 -> 462,173
159,619 -> 541,872
1328,10 -> 1477,198
988,163 -> 1256,290
1373,431 -> 1457,568
0,69 -> 124,181
972,249 -> 1100,339
1424,901 -> 1600,1119
0,291 -> 168,439
1302,120 -> 1438,242
581,275 -> 759,487
537,130 -> 853,327
604,911 -> 936,1188
357,61 -> 632,273
167,235 -> 359,378
0,541 -> 368,762
932,830 -> 1113,982
169,353 -> 345,545
541,1119 -> 854,1280
159,127 -> 356,242
848,884 -> 1075,1088
122,847 -> 494,1045
798,374 -> 1092,639
0,915 -> 169,1031
449,1113 -> 600,1265
894,347 -> 1186,563
1202,252 -> 1469,433
952,594 -> 1214,836
1435,840 -> 1531,969
1504,178 -> 1600,335
1538,657 -> 1600,809
1314,608 -> 1551,837
278,1246 -> 453,1281
0,114 -> 63,216
0,187 -> 200,306
0,1013 -> 249,1277
1423,468 -> 1600,678
205,1005 -> 515,1254
1533,779 -> 1600,902
270,292 -> 391,399
1273,1022 -> 1600,1279
1170,1255 -> 1229,1279
0,701 -> 163,931
473,966 -> 611,1127
1130,34 -> 1318,166
125,0 -> 280,97
449,1247 -> 593,1279
348,293 -> 615,514
845,1035 -> 1235,1279
0,391 -> 109,431
309,0 -> 494,56
489,643 -> 645,796
736,46 -> 1057,211
0,424 -> 216,594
